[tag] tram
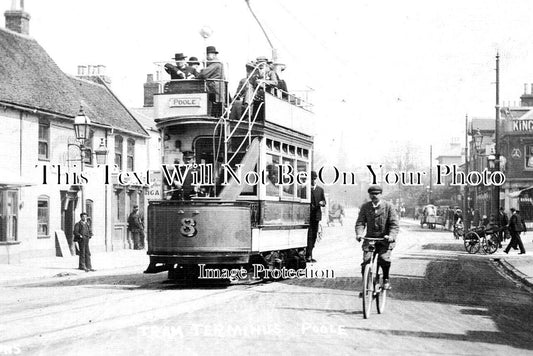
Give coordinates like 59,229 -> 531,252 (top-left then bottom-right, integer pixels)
144,58 -> 315,280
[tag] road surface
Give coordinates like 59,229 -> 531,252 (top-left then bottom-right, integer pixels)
1,213 -> 532,355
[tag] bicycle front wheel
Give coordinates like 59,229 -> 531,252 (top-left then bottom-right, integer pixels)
376,276 -> 387,314
362,263 -> 373,319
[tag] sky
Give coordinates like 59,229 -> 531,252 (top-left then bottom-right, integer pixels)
4,0 -> 533,167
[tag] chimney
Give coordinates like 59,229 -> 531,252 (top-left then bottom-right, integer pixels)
4,0 -> 30,35
76,64 -> 112,85
520,83 -> 533,107
143,74 -> 160,107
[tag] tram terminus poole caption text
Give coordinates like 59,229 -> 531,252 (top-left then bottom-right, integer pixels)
36,163 -> 505,187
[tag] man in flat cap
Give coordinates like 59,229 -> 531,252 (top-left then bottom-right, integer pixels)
355,185 -> 399,290
127,205 -> 145,250
307,171 -> 326,262
73,212 -> 94,272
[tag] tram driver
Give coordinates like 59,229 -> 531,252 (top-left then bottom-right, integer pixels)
355,185 -> 399,291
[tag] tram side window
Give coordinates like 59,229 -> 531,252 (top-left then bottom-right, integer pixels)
297,160 -> 308,199
241,164 -> 258,196
281,157 -> 295,198
266,154 -> 280,197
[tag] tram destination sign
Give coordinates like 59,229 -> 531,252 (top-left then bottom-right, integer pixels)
169,97 -> 201,107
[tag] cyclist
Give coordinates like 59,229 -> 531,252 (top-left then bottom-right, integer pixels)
356,185 -> 399,290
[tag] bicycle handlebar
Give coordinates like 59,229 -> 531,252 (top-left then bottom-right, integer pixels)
361,237 -> 387,241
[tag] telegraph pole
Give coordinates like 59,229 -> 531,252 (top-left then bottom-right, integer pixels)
464,114 -> 469,216
493,52 -> 500,215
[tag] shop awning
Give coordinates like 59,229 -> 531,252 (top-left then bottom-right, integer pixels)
0,174 -> 37,188
508,185 -> 533,198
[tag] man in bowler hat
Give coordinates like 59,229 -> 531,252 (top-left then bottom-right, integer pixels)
198,46 -> 225,111
73,212 -> 94,272
307,171 -> 326,262
504,208 -> 527,254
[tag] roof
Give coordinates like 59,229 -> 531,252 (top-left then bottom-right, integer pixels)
0,27 -> 147,136
129,107 -> 157,131
470,118 -> 495,134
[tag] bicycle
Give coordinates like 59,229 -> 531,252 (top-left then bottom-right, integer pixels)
361,237 -> 388,319
453,222 -> 464,240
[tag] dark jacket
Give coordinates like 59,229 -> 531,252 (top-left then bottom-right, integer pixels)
509,213 -> 527,232
127,211 -> 144,232
73,220 -> 92,241
310,185 -> 326,221
498,211 -> 509,227
356,200 -> 399,246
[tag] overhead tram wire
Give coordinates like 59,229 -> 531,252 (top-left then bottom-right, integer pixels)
271,0 -> 356,72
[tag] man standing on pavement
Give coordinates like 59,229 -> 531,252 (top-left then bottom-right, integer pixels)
307,171 -> 326,263
504,208 -> 526,255
356,185 -> 399,290
497,207 -> 509,248
127,205 -> 145,250
73,212 -> 94,272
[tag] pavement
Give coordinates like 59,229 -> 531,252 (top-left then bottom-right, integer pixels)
0,249 -> 149,286
0,221 -> 532,290
402,218 -> 533,289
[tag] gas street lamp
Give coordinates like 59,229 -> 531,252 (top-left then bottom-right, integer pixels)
69,106 -> 108,213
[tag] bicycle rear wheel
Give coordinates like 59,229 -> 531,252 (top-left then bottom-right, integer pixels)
362,263 -> 373,319
376,275 -> 387,314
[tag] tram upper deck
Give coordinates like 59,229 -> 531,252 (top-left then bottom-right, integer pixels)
151,61 -> 314,137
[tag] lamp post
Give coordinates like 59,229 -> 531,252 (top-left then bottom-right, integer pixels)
70,106 -> 108,213
472,129 -> 483,212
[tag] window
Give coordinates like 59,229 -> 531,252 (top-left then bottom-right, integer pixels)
0,191 -> 19,242
116,189 -> 126,221
37,195 -> 50,237
85,199 -> 93,226
38,119 -> 50,160
127,139 -> 135,171
84,130 -> 94,166
115,135 -> 123,170
297,160 -> 308,199
265,154 -> 280,197
525,145 -> 533,169
281,157 -> 295,198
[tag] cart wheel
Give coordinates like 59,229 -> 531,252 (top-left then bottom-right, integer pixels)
482,234 -> 499,254
464,231 -> 481,254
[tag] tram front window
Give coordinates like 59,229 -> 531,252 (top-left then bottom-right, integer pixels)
266,155 -> 280,197
281,157 -> 295,198
297,160 -> 308,199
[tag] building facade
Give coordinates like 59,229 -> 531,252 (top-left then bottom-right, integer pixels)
0,4 -> 150,263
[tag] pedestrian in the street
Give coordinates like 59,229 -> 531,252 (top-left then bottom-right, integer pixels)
356,185 -> 399,291
504,208 -> 527,255
497,207 -> 509,247
307,171 -> 326,262
127,205 -> 145,250
73,212 -> 94,272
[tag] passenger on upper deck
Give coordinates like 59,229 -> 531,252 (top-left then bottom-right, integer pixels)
255,56 -> 278,92
197,46 -> 225,106
164,53 -> 188,80
187,57 -> 201,78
